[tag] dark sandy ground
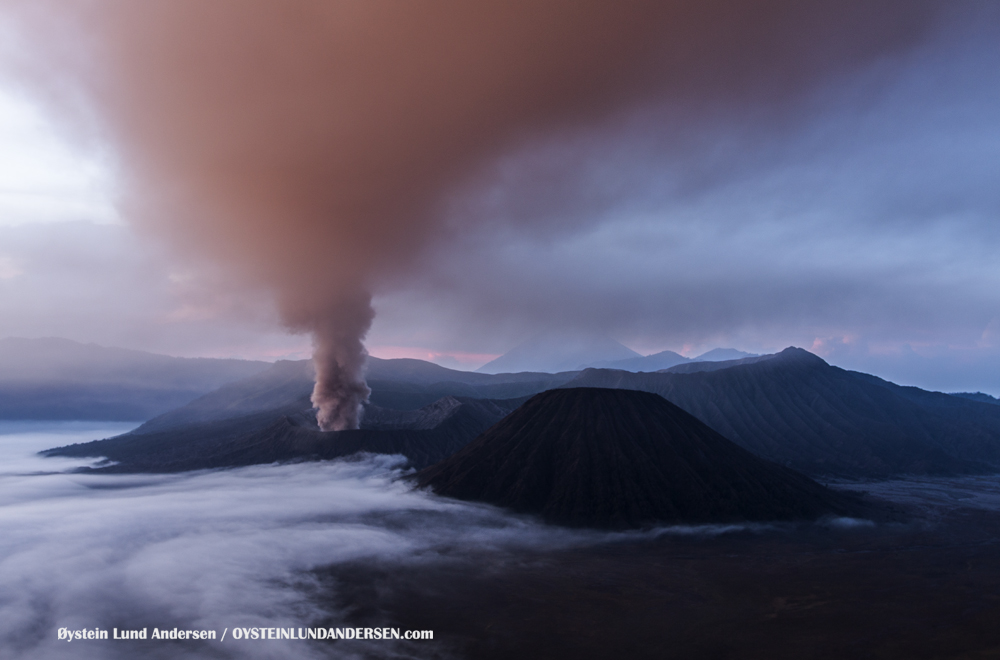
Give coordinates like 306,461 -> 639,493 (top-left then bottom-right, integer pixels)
317,475 -> 1000,659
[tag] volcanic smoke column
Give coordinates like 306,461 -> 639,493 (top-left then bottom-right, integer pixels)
298,296 -> 375,431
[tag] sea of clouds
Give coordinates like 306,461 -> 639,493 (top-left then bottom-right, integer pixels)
3,422 -> 962,659
0,422 -> 605,659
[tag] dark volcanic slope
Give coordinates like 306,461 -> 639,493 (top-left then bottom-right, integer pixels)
419,388 -> 861,528
564,348 -> 1000,478
45,396 -> 524,472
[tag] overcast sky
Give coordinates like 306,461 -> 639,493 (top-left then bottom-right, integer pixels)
0,3 -> 998,394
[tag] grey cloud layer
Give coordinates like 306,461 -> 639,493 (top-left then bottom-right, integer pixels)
368,9 -> 1000,392
0,221 -> 307,359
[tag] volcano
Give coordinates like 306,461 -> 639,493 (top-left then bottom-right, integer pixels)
419,388 -> 863,528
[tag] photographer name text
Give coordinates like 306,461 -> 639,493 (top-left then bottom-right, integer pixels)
56,626 -> 433,642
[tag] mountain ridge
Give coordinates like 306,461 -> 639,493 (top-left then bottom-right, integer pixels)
563,347 -> 1000,477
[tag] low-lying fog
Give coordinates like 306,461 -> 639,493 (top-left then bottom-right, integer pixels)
835,476 -> 1000,515
3,422 -> 1000,659
0,422 -> 601,659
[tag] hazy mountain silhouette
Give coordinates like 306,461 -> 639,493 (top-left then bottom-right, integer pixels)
0,337 -> 269,420
581,348 -> 758,372
477,334 -> 639,374
565,348 -> 1000,477
692,348 -> 759,361
419,388 -> 864,528
585,349 -> 690,372
663,353 -> 776,374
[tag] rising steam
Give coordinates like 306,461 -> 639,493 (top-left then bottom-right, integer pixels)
304,295 -> 374,431
0,1 -> 939,429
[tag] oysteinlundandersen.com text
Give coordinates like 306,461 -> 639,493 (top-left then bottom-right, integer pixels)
57,626 -> 434,642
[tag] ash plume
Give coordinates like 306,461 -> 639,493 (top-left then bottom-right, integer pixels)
0,1 -> 941,428
302,295 -> 374,431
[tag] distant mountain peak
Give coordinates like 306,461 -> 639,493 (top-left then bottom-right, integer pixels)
661,347 -> 827,374
584,349 -> 690,372
477,333 -> 640,374
773,346 -> 828,365
691,348 -> 759,362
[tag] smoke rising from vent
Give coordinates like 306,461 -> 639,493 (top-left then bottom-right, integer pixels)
302,295 -> 374,431
0,1 -> 941,428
